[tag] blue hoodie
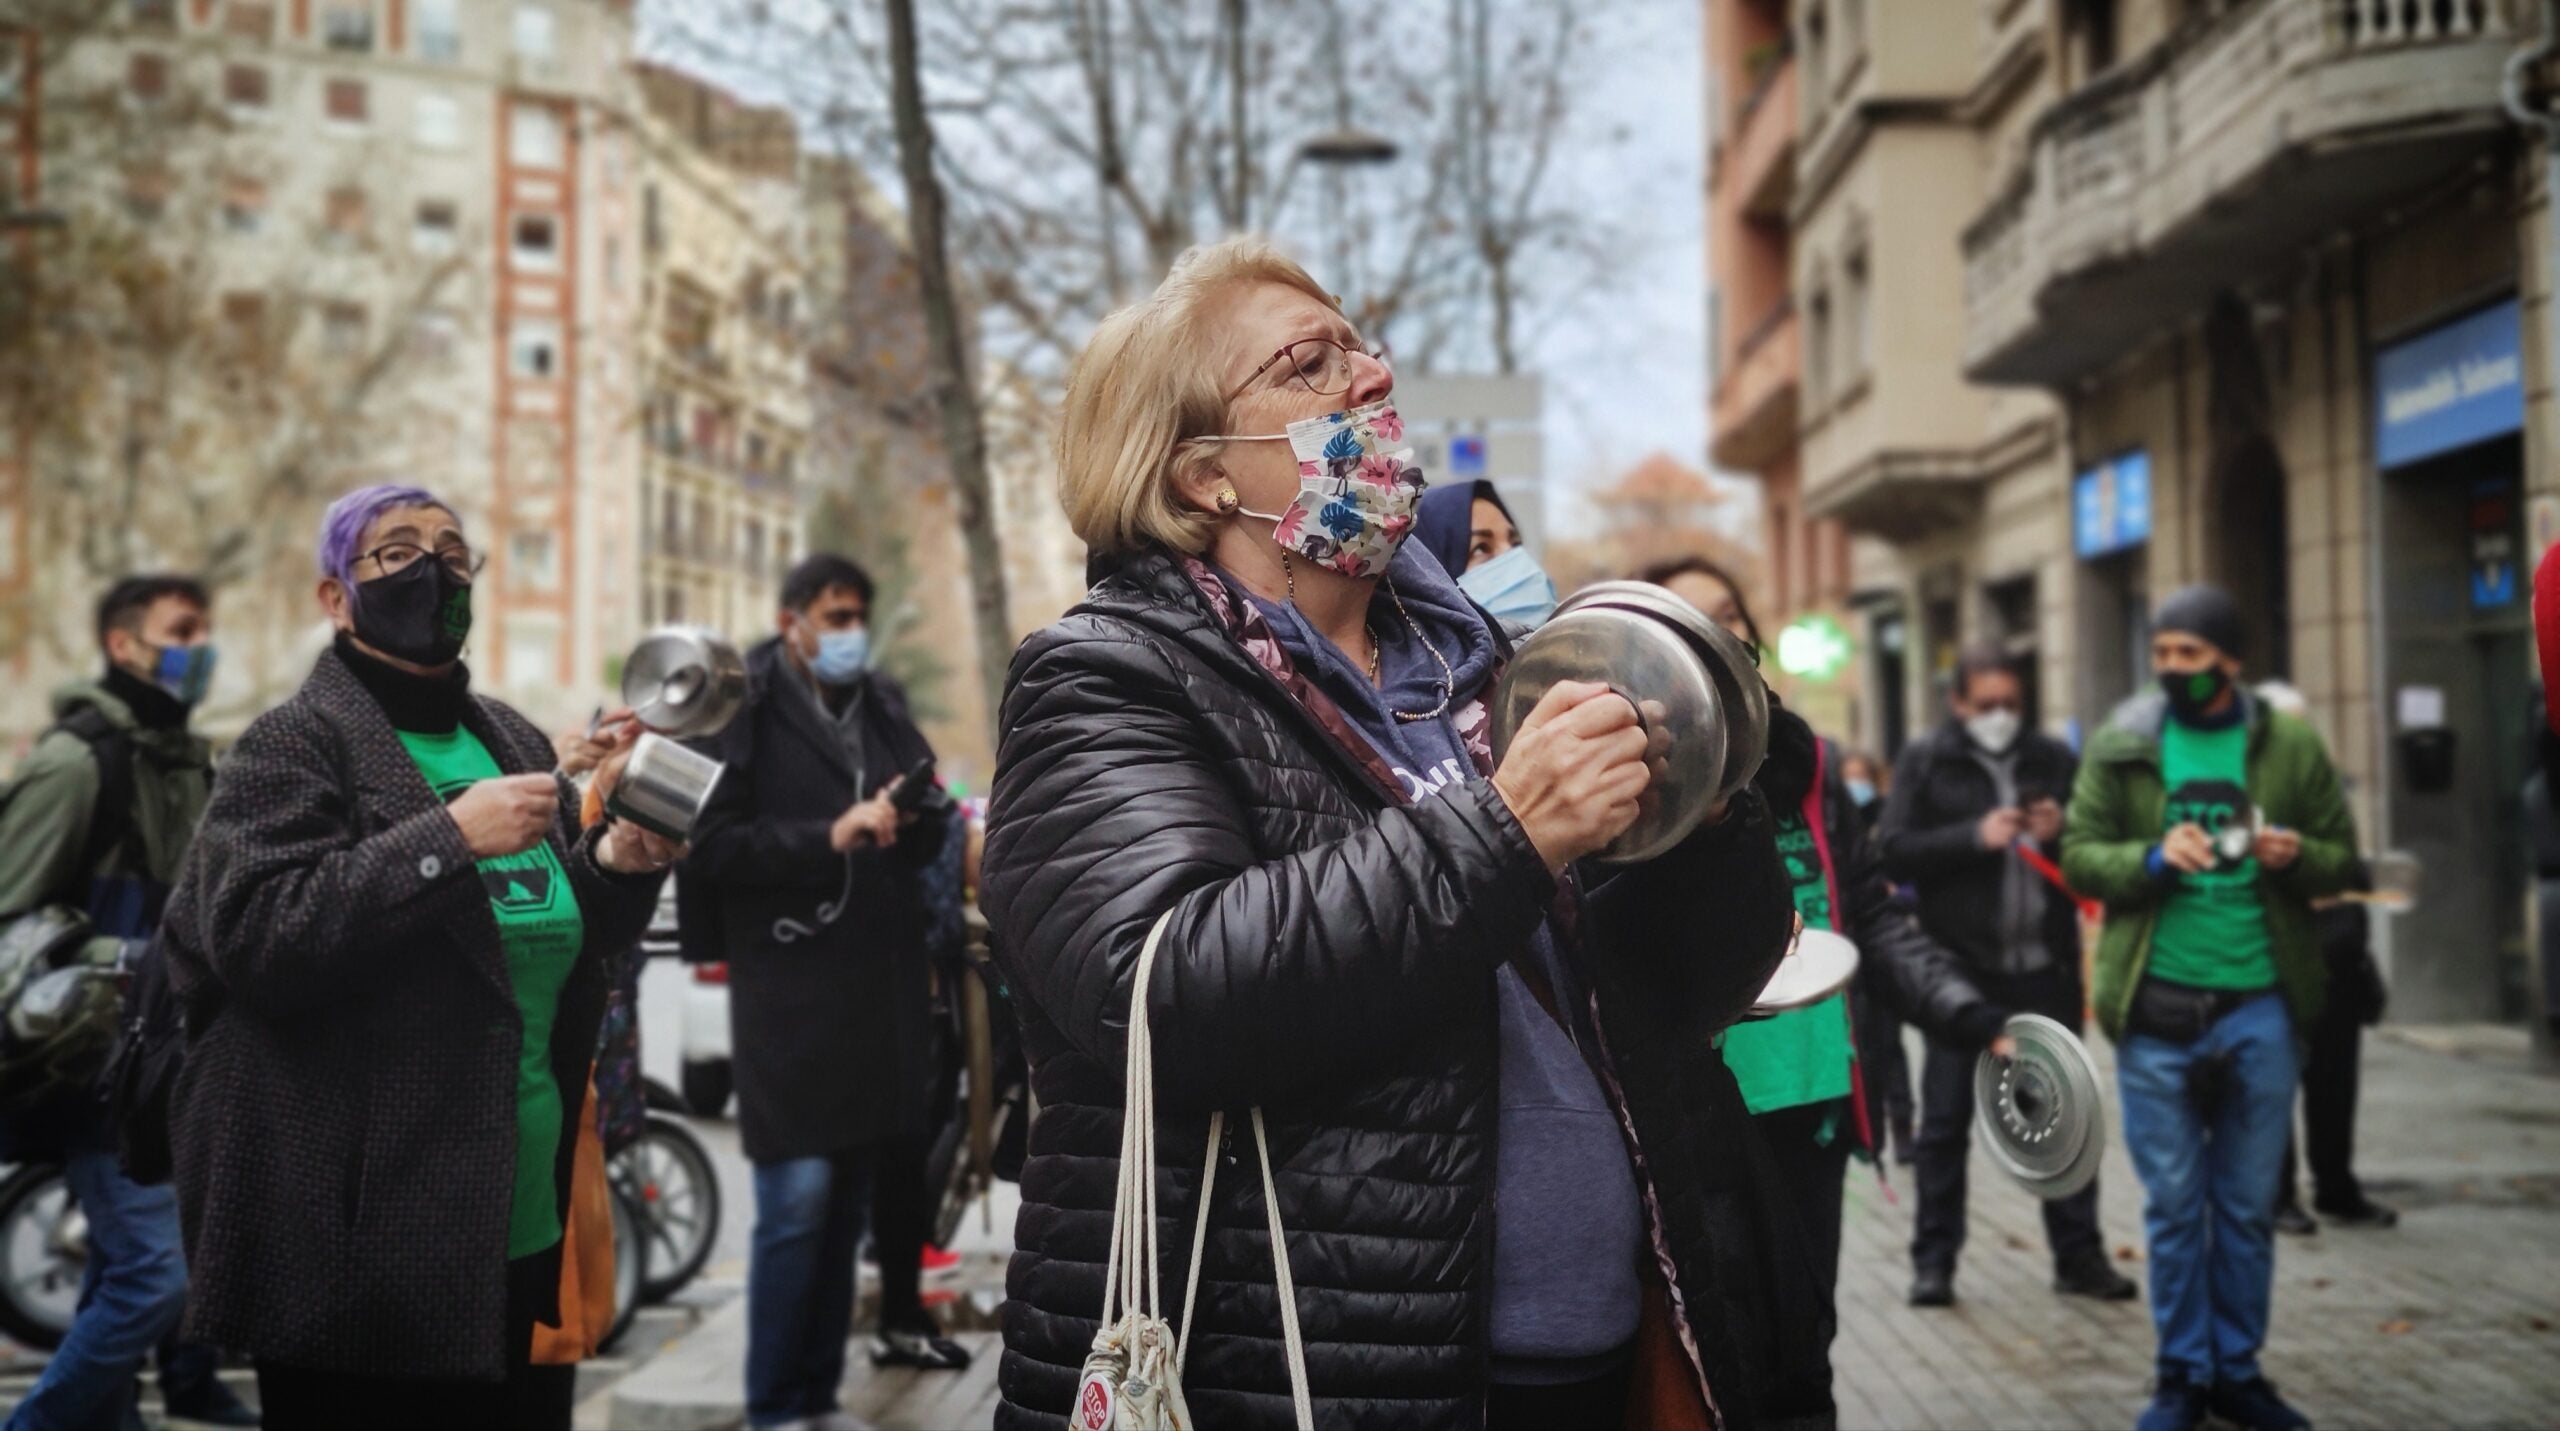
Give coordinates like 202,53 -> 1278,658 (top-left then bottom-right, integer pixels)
1233,544 -> 1644,1383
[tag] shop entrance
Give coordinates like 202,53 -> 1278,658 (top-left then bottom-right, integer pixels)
2379,438 -> 2532,1022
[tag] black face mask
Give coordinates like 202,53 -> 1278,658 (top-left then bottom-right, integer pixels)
351,557 -> 473,667
2159,663 -> 2230,723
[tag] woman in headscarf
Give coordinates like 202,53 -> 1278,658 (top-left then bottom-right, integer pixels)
1414,478 -> 1561,629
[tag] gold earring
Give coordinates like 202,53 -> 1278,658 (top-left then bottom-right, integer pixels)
1216,488 -> 1240,515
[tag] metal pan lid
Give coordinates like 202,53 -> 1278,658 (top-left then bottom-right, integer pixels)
1973,1013 -> 2108,1201
1748,925 -> 1860,1016
1490,601 -> 1729,866
1555,582 -> 1769,803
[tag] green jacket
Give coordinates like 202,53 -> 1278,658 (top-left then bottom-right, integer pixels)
2061,689 -> 2358,1043
0,678 -> 216,959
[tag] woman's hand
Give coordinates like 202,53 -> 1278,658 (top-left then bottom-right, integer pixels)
448,774 -> 560,859
553,706 -> 636,777
598,819 -> 684,874
1492,681 -> 1653,872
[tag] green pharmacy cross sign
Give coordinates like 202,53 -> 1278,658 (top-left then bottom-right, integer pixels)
1775,614 -> 1853,683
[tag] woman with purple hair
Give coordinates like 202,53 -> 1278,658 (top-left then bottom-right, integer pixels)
159,483 -> 681,1429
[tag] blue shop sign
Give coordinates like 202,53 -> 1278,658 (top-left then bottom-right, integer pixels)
2374,300 -> 2523,470
2074,450 -> 2151,559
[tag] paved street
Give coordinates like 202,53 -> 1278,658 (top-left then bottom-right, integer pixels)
1,984 -> 2548,1428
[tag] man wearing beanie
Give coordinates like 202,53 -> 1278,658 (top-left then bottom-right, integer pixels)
2062,584 -> 2358,1431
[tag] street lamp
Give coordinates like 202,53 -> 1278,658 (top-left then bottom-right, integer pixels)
1293,126 -> 1399,314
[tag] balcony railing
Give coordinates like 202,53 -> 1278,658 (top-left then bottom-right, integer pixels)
1962,0 -> 2522,384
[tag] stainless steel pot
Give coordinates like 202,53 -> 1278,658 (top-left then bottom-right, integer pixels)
1488,579 -> 1772,864
604,733 -> 725,843
621,626 -> 747,739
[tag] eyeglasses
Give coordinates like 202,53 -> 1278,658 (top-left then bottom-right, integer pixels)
1226,337 -> 1386,401
356,541 -> 484,582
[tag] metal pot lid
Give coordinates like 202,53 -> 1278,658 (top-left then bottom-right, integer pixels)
1554,582 -> 1769,802
1748,924 -> 1859,1016
1973,1012 -> 2107,1201
1490,601 -> 1729,866
622,626 -> 748,739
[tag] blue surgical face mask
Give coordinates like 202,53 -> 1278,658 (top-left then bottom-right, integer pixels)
1456,545 -> 1560,630
1846,778 -> 1877,809
810,626 -> 871,686
144,641 -> 217,708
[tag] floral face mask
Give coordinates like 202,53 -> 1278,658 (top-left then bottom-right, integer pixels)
1214,399 -> 1424,581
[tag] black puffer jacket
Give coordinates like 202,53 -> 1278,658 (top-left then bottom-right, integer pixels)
1755,706 -> 2005,1049
981,553 -> 1816,1430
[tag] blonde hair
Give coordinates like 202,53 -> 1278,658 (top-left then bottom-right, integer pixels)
1055,237 -> 1338,557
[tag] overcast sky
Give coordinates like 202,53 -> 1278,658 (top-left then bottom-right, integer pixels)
1517,1 -> 1725,539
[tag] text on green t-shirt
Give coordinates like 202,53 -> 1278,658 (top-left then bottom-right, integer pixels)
2146,718 -> 2276,991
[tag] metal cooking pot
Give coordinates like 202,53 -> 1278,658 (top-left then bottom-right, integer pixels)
604,733 -> 725,843
1488,580 -> 1771,865
621,626 -> 747,739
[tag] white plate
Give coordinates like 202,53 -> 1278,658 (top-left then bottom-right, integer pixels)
1748,925 -> 1859,1016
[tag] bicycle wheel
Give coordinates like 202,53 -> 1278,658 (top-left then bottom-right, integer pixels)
616,1115 -> 721,1304
0,1165 -> 80,1350
604,1178 -> 646,1354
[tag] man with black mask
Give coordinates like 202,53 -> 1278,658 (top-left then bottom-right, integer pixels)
1878,644 -> 2133,1309
0,576 -> 257,1430
685,555 -> 968,1431
2063,585 -> 2358,1431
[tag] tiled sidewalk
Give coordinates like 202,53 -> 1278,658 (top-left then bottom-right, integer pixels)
1833,1027 -> 2560,1430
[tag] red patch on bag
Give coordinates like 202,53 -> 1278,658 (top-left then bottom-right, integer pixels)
1075,1371 -> 1116,1431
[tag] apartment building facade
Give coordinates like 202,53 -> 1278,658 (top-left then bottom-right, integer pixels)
1962,0 -> 2541,1027
0,0 -> 647,734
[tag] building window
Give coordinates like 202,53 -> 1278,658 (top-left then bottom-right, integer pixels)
662,585 -> 685,623
324,186 -> 367,243
412,199 -> 458,254
323,5 -> 375,51
660,488 -> 682,556
414,0 -> 461,60
692,496 -> 713,562
511,213 -> 558,269
413,92 -> 461,149
1843,249 -> 1871,384
221,175 -> 266,234
123,165 -> 172,223
510,531 -> 559,592
222,65 -> 270,113
127,53 -> 169,103
321,301 -> 367,356
325,78 -> 368,126
224,3 -> 275,41
742,518 -> 765,577
1800,4 -> 1827,120
128,0 -> 177,27
410,311 -> 461,365
642,183 -> 663,254
505,618 -> 560,689
514,6 -> 556,61
510,319 -> 562,379
508,105 -> 564,169
1805,283 -> 1832,409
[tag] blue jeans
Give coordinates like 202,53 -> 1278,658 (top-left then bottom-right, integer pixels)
6,1147 -> 189,1431
2118,991 -> 2297,1385
746,1149 -> 878,1428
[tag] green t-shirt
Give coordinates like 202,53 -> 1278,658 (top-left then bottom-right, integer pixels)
397,728 -> 585,1259
1721,807 -> 1853,1116
2147,718 -> 2276,990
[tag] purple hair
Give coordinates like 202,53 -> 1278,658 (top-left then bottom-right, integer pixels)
316,483 -> 451,598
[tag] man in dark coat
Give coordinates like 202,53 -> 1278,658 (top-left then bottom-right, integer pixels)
1878,644 -> 2137,1308
686,554 -> 967,1430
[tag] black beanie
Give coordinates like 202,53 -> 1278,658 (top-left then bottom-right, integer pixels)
2153,584 -> 2247,661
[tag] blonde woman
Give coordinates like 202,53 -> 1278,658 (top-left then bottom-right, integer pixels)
979,240 -> 1823,1430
